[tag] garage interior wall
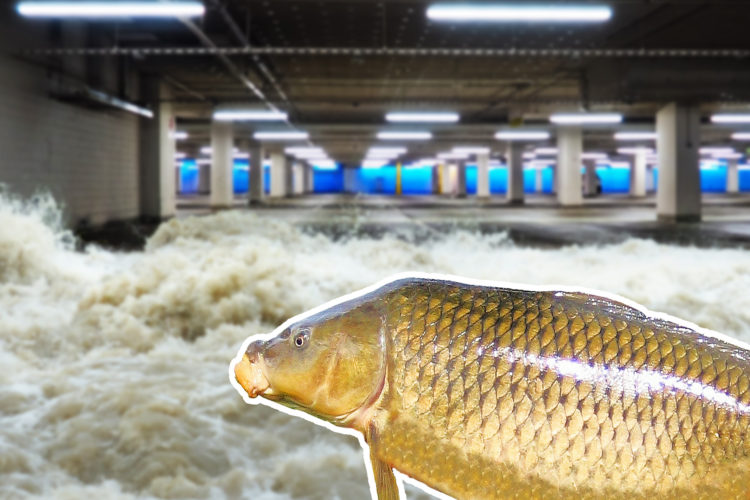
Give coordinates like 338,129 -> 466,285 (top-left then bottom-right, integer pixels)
0,53 -> 140,226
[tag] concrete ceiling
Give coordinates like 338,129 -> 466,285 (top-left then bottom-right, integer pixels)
7,0 -> 750,162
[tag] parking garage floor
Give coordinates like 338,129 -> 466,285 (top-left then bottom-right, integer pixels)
169,193 -> 750,249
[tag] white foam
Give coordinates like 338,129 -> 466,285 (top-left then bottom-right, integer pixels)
1,194 -> 750,499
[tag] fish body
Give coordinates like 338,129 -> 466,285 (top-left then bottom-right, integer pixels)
231,275 -> 750,500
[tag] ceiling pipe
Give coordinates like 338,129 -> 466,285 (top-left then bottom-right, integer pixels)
208,0 -> 291,106
27,46 -> 750,58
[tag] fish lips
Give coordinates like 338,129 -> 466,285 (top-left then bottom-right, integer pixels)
234,342 -> 272,399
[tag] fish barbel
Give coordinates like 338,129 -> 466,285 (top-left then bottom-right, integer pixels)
230,275 -> 750,500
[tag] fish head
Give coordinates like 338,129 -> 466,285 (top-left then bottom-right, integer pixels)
233,301 -> 387,423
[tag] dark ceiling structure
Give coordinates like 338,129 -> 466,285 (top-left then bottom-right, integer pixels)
9,0 -> 750,162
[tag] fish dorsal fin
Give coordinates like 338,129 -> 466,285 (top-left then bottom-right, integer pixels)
369,447 -> 400,500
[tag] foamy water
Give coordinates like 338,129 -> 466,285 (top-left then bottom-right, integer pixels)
2,191 -> 750,499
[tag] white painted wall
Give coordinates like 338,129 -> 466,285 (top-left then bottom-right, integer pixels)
0,55 -> 140,225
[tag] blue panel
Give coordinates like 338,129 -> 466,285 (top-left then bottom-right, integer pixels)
542,167 -> 553,193
490,167 -> 508,193
740,169 -> 750,191
701,166 -> 727,192
233,160 -> 248,194
596,167 -> 630,193
263,165 -> 270,194
179,160 -> 199,194
314,167 -> 344,193
523,169 -> 536,192
466,165 -> 477,194
653,168 -> 658,191
358,166 -> 397,194
402,167 -> 433,194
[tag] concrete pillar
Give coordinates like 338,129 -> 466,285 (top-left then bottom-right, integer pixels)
583,159 -> 598,197
630,150 -> 647,197
343,167 -> 358,194
656,103 -> 701,222
456,163 -> 467,198
209,121 -> 234,208
477,153 -> 490,198
139,77 -> 176,219
293,163 -> 305,195
439,163 -> 452,194
556,127 -> 583,206
270,152 -> 292,197
535,168 -> 544,193
198,161 -> 210,194
727,159 -> 739,194
552,165 -> 558,194
248,142 -> 264,204
506,144 -> 524,204
304,164 -> 314,193
431,166 -> 440,194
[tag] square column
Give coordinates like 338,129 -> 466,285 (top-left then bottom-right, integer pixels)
583,159 -> 598,197
247,142 -> 264,204
656,103 -> 701,222
439,163 -> 452,194
270,152 -> 292,198
431,165 -> 440,194
506,143 -> 524,204
210,121 -> 234,208
456,163 -> 467,198
535,168 -> 544,193
476,153 -> 490,198
293,163 -> 305,195
556,127 -> 583,206
139,77 -> 176,219
630,150 -> 647,197
304,164 -> 314,193
727,158 -> 739,194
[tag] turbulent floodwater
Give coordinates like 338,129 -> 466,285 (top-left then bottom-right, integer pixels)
2,191 -> 750,500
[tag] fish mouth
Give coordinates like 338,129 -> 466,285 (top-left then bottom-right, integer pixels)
234,353 -> 271,398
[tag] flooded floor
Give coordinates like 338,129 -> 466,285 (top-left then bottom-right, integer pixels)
3,191 -> 750,499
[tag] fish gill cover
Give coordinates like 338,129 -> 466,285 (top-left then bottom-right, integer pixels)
1,191 -> 750,499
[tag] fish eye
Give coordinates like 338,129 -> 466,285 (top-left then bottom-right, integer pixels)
292,329 -> 309,348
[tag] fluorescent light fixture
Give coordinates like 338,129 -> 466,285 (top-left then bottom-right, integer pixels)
17,1 -> 205,17
385,112 -> 459,123
174,152 -> 187,159
581,152 -> 608,160
606,161 -> 631,168
377,131 -> 432,140
452,146 -> 490,155
233,151 -> 249,158
534,147 -> 558,155
731,132 -> 750,141
362,159 -> 389,169
522,152 -> 535,160
550,113 -> 622,125
200,146 -> 239,155
196,158 -> 211,165
367,147 -> 407,157
711,114 -> 750,124
253,131 -> 309,141
171,131 -> 188,140
213,109 -> 288,121
285,147 -> 326,156
437,152 -> 469,160
617,147 -> 654,155
414,158 -> 438,167
700,147 -> 734,155
289,150 -> 328,159
528,160 -> 555,168
495,130 -> 550,141
614,131 -> 656,141
426,4 -> 612,23
711,152 -> 743,160
310,160 -> 337,169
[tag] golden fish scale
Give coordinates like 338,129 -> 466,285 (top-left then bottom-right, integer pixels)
370,280 -> 750,500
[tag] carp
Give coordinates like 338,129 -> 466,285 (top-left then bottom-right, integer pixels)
230,274 -> 750,499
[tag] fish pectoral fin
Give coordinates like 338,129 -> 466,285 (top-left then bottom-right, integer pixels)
369,450 -> 400,500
